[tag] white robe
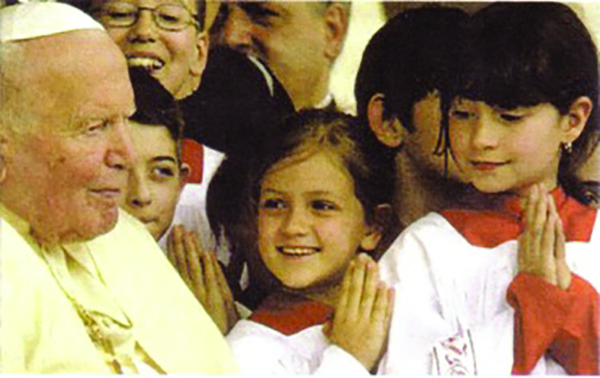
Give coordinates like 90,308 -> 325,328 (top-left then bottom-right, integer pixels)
378,210 -> 600,375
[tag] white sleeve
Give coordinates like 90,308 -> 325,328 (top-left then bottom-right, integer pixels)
227,320 -> 370,375
378,214 -> 456,375
314,345 -> 370,376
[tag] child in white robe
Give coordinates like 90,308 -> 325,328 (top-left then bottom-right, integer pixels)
215,110 -> 398,374
378,3 -> 599,375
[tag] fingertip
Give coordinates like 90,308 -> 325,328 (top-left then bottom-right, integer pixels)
174,224 -> 183,237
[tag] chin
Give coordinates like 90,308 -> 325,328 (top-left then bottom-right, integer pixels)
77,207 -> 120,241
470,179 -> 510,194
30,206 -> 120,245
280,277 -> 314,290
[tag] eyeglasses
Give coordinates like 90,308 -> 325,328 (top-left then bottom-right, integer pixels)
92,3 -> 200,32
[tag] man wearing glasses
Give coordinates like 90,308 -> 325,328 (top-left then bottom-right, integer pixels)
90,0 -> 208,101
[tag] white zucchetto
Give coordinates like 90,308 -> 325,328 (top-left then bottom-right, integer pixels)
0,2 -> 104,43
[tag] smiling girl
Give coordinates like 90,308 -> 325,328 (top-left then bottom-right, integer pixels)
378,3 -> 599,375
213,110 -> 396,374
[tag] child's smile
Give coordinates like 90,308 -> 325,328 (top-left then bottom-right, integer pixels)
277,245 -> 322,257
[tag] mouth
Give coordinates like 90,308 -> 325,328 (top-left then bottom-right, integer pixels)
276,246 -> 321,257
138,217 -> 158,225
90,188 -> 121,198
470,160 -> 508,171
89,188 -> 122,206
126,53 -> 165,72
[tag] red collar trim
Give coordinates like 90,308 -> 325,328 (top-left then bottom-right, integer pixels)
249,294 -> 334,336
441,188 -> 597,248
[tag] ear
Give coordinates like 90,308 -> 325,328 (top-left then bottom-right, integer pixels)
562,96 -> 593,144
190,31 -> 209,78
179,162 -> 191,188
360,204 -> 395,252
367,93 -> 405,148
359,225 -> 382,252
323,3 -> 349,62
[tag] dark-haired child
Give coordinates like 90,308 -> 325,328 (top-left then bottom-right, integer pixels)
121,69 -> 236,334
379,3 -> 599,375
354,6 -> 475,232
122,68 -> 190,241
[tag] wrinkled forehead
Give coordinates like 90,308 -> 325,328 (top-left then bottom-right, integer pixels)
11,30 -> 133,127
17,30 -> 126,87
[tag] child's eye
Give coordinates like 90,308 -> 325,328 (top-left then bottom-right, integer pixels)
450,109 -> 474,120
152,166 -> 176,178
310,200 -> 337,211
499,113 -> 523,122
260,198 -> 286,210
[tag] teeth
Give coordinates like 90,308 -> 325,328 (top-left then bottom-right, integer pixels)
278,247 -> 319,256
128,57 -> 164,70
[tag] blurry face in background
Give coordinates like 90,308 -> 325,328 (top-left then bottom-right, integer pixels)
2,31 -> 135,244
216,1 -> 335,109
122,122 -> 188,240
403,92 -> 461,180
93,0 -> 208,99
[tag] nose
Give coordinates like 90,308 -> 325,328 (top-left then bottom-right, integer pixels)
280,206 -> 310,236
126,169 -> 152,208
470,114 -> 500,151
106,119 -> 137,170
127,9 -> 157,42
221,6 -> 254,51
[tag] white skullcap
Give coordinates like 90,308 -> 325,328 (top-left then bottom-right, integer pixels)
0,2 -> 104,43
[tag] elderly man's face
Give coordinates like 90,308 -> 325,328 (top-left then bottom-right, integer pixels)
92,0 -> 208,99
4,31 -> 135,244
217,1 -> 341,109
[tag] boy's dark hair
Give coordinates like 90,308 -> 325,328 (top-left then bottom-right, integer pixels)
206,109 -> 397,308
355,6 -> 469,132
453,2 -> 599,203
129,67 -> 185,158
354,6 -> 470,172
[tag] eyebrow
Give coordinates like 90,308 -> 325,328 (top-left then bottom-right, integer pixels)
261,188 -> 337,197
152,156 -> 178,164
261,188 -> 283,195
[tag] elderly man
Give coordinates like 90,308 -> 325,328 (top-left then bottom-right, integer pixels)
0,3 -> 236,373
214,1 -> 350,110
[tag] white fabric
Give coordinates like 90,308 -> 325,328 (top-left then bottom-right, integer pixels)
0,2 -> 103,42
377,212 -> 600,375
0,207 -> 237,373
227,319 -> 370,375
